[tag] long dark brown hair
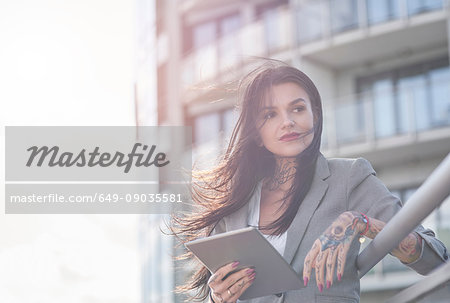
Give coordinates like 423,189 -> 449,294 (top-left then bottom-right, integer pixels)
172,61 -> 323,301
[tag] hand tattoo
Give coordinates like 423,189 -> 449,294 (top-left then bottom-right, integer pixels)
319,212 -> 360,251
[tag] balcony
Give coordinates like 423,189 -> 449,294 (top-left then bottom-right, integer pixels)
322,72 -> 450,165
180,0 -> 447,92
296,0 -> 448,69
181,5 -> 294,94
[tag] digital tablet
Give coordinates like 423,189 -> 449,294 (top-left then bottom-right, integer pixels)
185,227 -> 304,300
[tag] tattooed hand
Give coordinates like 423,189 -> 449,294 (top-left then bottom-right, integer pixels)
208,262 -> 256,303
302,211 -> 366,292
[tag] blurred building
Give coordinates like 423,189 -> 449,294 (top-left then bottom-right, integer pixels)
135,1 -> 176,303
138,0 -> 450,302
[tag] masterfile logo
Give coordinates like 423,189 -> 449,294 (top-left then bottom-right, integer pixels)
5,126 -> 192,214
26,143 -> 170,173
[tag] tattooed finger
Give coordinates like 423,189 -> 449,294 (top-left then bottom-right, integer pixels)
303,239 -> 321,285
226,273 -> 256,302
326,247 -> 338,288
315,250 -> 328,292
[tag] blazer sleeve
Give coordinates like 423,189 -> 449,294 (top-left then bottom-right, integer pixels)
346,158 -> 448,275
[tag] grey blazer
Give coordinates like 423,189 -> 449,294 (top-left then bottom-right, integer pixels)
210,155 -> 448,303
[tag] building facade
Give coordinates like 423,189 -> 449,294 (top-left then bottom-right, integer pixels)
140,0 -> 450,302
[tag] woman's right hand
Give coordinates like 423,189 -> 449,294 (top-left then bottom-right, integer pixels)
208,261 -> 256,303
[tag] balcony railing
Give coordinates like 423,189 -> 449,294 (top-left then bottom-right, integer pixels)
182,6 -> 293,87
322,75 -> 450,152
296,0 -> 445,43
181,0 -> 446,87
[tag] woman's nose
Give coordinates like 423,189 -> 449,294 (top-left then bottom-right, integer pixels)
281,114 -> 295,128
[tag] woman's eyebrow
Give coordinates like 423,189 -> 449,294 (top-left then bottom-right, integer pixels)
261,98 -> 306,110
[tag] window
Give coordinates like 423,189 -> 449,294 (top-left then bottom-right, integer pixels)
194,112 -> 220,146
408,0 -> 443,16
398,74 -> 429,131
264,9 -> 279,52
193,21 -> 216,49
330,0 -> 358,33
140,215 -> 175,302
336,101 -> 365,144
188,13 -> 241,80
357,58 -> 450,139
192,109 -> 237,167
367,0 -> 400,25
296,1 -> 324,43
257,0 -> 288,52
192,21 -> 217,80
429,67 -> 450,126
223,108 -> 238,143
219,14 -> 241,70
373,78 -> 397,138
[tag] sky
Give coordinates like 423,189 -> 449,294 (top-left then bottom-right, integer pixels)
0,0 -> 141,302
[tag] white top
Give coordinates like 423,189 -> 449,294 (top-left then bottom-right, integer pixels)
247,181 -> 287,257
237,182 -> 288,303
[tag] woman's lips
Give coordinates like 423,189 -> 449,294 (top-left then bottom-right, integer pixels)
280,132 -> 300,141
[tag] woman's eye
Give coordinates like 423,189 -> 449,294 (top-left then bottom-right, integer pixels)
293,106 -> 305,113
264,112 -> 276,119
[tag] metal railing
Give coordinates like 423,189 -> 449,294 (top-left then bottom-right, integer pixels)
356,153 -> 450,302
385,261 -> 450,303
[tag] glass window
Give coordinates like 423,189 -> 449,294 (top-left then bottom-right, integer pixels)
336,101 -> 365,144
220,14 -> 241,36
367,0 -> 400,25
219,15 -> 241,70
223,108 -> 238,142
429,67 -> 450,127
330,0 -> 358,33
373,79 -> 397,137
398,74 -> 429,131
296,2 -> 324,43
194,112 -> 220,145
193,110 -> 236,166
263,8 -> 281,52
193,21 -> 216,48
193,21 -> 217,80
358,59 -> 450,139
407,0 -> 443,16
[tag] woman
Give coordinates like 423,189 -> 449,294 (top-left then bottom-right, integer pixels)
173,62 -> 448,303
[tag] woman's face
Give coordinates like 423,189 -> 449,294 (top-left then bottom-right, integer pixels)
257,82 -> 314,158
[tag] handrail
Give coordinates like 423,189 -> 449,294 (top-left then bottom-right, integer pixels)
384,261 -> 450,303
357,152 -> 450,277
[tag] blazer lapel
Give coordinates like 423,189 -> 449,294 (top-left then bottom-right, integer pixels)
283,154 -> 330,264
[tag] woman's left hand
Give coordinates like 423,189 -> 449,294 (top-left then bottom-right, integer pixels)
302,211 -> 366,292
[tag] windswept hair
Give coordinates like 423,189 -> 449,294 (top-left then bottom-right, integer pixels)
171,60 -> 323,301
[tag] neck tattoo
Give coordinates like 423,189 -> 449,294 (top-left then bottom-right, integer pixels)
266,159 -> 297,191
